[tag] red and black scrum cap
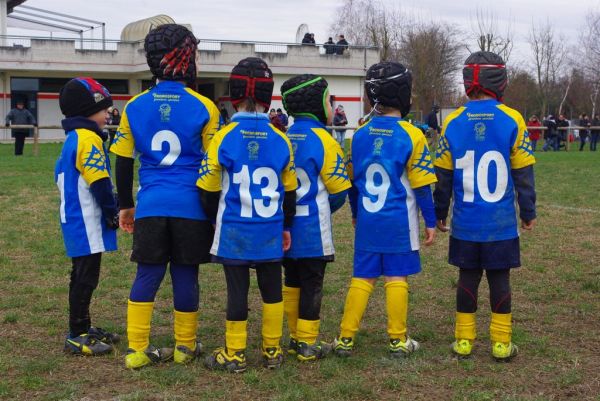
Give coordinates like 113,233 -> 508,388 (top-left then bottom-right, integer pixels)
144,24 -> 198,85
463,51 -> 507,101
229,57 -> 274,110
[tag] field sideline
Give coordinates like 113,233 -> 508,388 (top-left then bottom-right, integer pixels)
0,143 -> 598,401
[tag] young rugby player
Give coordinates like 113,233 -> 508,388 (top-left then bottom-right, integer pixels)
434,51 -> 536,361
198,57 -> 297,372
56,77 -> 120,355
333,62 -> 437,358
111,24 -> 221,368
280,74 -> 351,361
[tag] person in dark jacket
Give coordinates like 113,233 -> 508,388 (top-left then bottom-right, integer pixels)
276,108 -> 288,128
590,115 -> 600,151
335,35 -> 349,55
324,37 -> 335,54
107,107 -> 121,145
556,114 -> 569,151
542,115 -> 557,151
333,105 -> 348,148
578,113 -> 590,151
5,100 -> 36,156
424,105 -> 441,134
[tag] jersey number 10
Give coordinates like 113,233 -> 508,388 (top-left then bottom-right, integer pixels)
456,150 -> 508,203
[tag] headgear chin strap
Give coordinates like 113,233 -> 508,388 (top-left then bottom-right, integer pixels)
463,51 -> 507,101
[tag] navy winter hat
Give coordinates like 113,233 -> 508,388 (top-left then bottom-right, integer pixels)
59,77 -> 113,117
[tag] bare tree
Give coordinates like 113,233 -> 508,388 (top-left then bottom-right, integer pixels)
329,0 -> 403,60
580,12 -> 600,116
528,19 -> 567,116
330,0 -> 463,113
468,8 -> 514,63
397,21 -> 463,113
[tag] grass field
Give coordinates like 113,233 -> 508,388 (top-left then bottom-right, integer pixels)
0,142 -> 598,401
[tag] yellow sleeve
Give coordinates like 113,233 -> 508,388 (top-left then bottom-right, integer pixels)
185,88 -> 221,151
313,128 -> 352,194
196,124 -> 235,192
401,122 -> 438,189
278,131 -> 298,192
498,105 -> 536,169
109,105 -> 135,158
75,130 -> 111,185
434,109 -> 465,170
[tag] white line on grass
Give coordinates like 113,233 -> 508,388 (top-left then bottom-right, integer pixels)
540,204 -> 600,214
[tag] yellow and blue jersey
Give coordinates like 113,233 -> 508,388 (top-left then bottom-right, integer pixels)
55,127 -> 117,257
434,99 -> 536,242
197,112 -> 297,261
284,117 -> 351,258
349,116 -> 437,253
110,81 -> 220,220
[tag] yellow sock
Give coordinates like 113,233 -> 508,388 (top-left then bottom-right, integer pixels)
174,310 -> 198,349
296,319 -> 320,345
225,320 -> 247,354
262,301 -> 284,349
385,281 -> 409,341
490,312 -> 512,344
455,312 -> 477,341
283,286 -> 300,340
339,278 -> 374,339
127,300 -> 154,352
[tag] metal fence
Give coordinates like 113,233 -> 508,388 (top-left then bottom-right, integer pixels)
0,35 -> 136,51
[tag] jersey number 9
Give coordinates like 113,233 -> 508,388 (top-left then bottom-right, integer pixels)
363,163 -> 390,213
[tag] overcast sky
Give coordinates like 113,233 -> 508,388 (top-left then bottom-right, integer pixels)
10,0 -> 600,63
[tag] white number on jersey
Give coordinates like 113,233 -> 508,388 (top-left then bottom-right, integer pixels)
362,163 -> 390,213
456,150 -> 508,203
151,130 -> 181,166
295,168 -> 311,217
233,165 -> 281,218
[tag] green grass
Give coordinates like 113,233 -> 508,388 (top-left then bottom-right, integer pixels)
0,142 -> 599,400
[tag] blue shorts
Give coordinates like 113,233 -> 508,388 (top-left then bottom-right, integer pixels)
449,236 -> 521,270
353,250 -> 421,278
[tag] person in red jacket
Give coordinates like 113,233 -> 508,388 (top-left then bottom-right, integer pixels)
527,115 -> 542,151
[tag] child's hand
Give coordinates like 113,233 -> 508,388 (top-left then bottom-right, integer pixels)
436,219 -> 449,232
521,218 -> 536,230
282,230 -> 291,251
424,227 -> 435,246
119,208 -> 135,233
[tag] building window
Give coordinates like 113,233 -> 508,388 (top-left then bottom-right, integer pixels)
11,78 -> 39,91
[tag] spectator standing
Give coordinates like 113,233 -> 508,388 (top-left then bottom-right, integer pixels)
309,33 -> 316,44
5,99 -> 36,156
579,113 -> 590,151
336,35 -> 349,55
590,114 -> 600,151
219,103 -> 230,124
302,33 -> 312,45
542,115 -> 557,151
527,115 -> 542,151
270,108 -> 286,132
333,105 -> 348,148
556,114 -> 569,151
324,37 -> 335,54
107,107 -> 121,145
276,108 -> 288,128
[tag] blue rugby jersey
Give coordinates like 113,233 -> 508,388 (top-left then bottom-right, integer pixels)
196,112 -> 297,261
110,81 -> 220,220
435,99 -> 536,242
284,117 -> 351,259
348,116 -> 437,253
55,128 -> 117,257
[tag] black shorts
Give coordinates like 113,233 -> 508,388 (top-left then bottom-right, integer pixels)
448,236 -> 521,270
131,217 -> 214,265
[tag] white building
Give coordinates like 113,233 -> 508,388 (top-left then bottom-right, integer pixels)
0,10 -> 380,140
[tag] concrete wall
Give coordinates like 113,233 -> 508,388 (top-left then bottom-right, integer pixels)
1,38 -> 379,139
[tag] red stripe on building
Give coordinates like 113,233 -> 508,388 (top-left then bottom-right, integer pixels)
36,93 -> 132,101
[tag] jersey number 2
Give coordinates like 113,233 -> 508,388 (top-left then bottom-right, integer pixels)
151,130 -> 181,166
